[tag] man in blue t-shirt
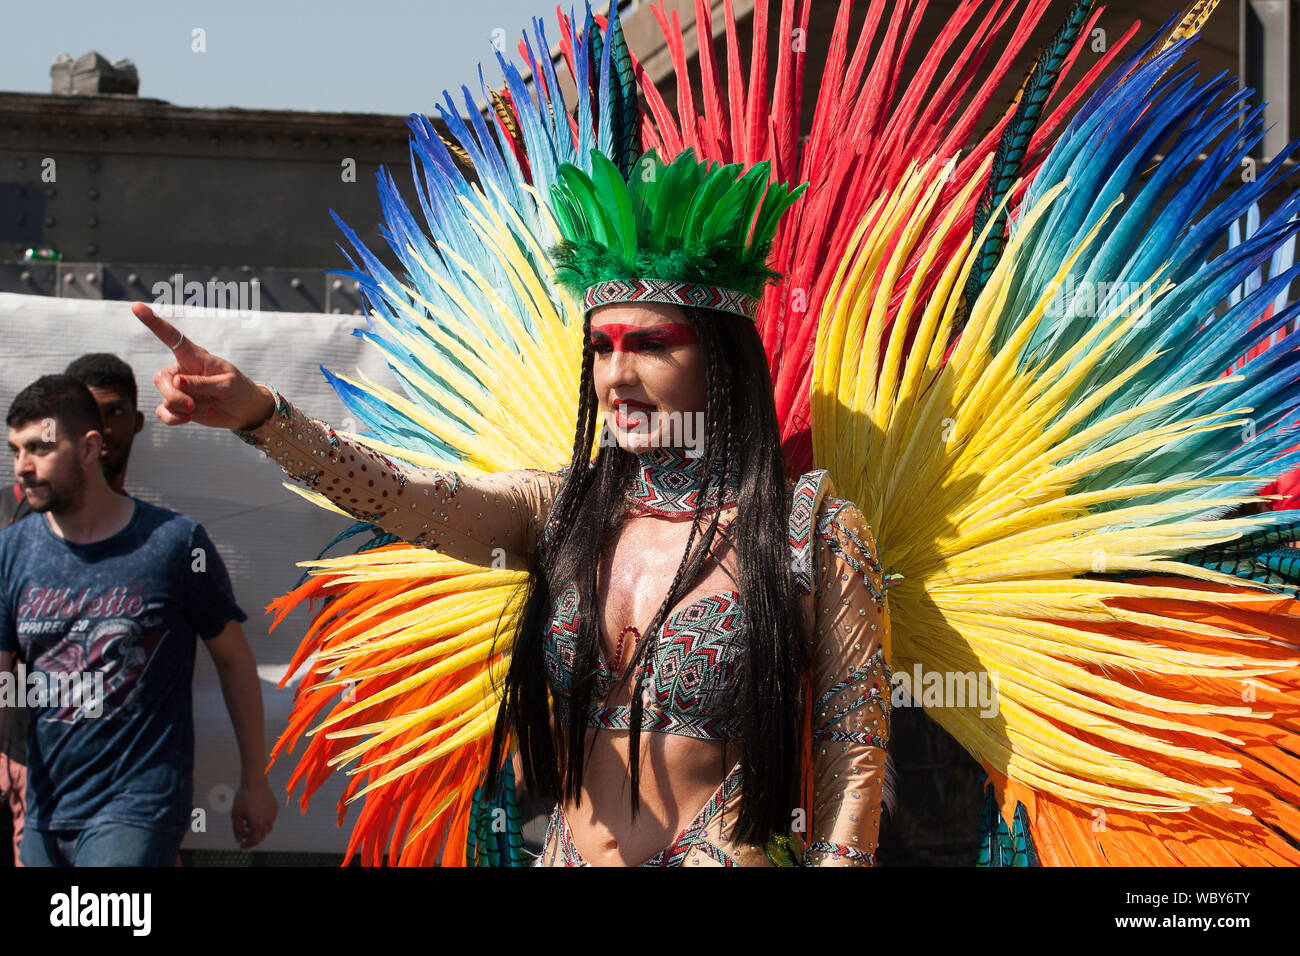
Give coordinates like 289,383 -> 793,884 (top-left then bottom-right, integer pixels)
0,374 -> 277,865
2,353 -> 156,866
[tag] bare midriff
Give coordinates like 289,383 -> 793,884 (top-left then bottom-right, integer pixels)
561,731 -> 742,865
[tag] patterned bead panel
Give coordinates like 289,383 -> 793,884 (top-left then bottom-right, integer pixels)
542,584 -> 611,721
625,447 -> 740,515
542,583 -> 746,740
788,470 -> 828,595
583,278 -> 759,322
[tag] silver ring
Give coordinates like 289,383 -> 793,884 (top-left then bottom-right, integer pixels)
170,330 -> 185,350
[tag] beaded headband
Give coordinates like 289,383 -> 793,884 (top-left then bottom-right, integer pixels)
582,278 -> 760,321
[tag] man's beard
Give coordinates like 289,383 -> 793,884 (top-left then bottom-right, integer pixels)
26,467 -> 86,514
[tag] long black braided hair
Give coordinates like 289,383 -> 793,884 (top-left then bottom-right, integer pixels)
485,305 -> 807,844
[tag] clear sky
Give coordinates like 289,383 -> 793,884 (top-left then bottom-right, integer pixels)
0,0 -> 595,116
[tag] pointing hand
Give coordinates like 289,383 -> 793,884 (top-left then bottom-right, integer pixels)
132,302 -> 275,431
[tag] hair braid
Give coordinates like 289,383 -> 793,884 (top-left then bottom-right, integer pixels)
623,310 -> 733,816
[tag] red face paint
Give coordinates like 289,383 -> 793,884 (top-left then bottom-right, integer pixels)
590,322 -> 699,353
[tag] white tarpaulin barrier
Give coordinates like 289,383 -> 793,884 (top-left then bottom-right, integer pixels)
0,291 -> 408,855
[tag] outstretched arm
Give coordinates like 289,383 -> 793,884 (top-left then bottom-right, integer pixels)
133,302 -> 562,568
805,499 -> 891,867
229,385 -> 560,568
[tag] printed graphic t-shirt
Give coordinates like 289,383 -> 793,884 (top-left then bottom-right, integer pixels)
0,498 -> 247,830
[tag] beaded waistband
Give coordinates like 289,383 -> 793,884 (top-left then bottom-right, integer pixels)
586,703 -> 740,740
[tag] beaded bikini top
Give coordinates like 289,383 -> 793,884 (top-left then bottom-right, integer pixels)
544,582 -> 746,739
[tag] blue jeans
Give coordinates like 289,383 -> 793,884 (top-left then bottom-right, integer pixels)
20,820 -> 185,867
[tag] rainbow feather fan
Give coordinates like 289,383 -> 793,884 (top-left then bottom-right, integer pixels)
263,0 -> 1300,866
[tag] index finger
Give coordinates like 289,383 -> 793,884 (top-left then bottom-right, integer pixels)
132,301 -> 207,369
131,301 -> 181,348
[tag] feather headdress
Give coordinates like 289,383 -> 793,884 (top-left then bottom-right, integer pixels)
549,148 -> 806,321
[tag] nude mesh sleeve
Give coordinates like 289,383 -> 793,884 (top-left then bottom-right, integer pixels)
803,498 -> 891,867
230,385 -> 563,568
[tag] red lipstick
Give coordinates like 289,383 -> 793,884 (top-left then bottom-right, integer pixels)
611,398 -> 655,430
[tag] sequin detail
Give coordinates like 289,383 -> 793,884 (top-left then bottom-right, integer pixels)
816,499 -> 887,607
232,387 -> 293,447
813,648 -> 891,747
227,384 -> 560,567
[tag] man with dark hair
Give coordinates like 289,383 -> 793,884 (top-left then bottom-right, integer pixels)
2,359 -> 144,864
0,374 -> 277,866
1,359 -> 144,865
0,377 -> 97,866
64,353 -> 145,495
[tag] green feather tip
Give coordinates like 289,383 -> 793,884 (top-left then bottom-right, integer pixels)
549,148 -> 807,302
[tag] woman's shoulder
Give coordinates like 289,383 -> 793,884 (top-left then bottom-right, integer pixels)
786,471 -> 882,595
785,470 -> 871,528
786,470 -> 830,596
817,495 -> 874,546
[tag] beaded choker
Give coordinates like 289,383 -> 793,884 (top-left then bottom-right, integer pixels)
625,448 -> 740,516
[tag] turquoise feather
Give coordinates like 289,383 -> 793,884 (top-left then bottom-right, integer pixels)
467,756 -> 526,867
321,6 -> 633,455
975,778 -> 1040,867
961,0 -> 1097,330
587,4 -> 640,180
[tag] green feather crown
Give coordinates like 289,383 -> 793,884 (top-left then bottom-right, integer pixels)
548,148 -> 807,320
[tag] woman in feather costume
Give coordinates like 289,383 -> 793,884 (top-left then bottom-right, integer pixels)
136,0 -> 1300,867
134,145 -> 890,867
